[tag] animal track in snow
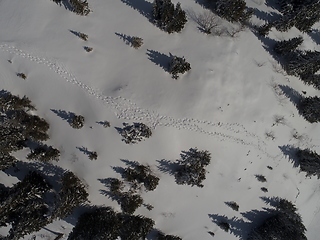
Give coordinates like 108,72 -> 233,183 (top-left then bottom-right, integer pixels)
0,43 -> 276,158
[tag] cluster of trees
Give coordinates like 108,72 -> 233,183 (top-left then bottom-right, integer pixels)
0,91 -> 60,171
118,122 -> 152,144
153,0 -> 187,33
107,162 -> 159,214
54,0 -> 90,16
0,169 -> 89,239
68,207 -> 155,240
175,148 -> 211,187
206,0 -> 253,24
248,199 -> 307,240
0,172 -> 52,240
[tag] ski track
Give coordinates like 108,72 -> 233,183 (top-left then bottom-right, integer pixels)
0,43 -> 280,160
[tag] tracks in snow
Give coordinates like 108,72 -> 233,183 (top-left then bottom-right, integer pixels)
0,43 -> 277,159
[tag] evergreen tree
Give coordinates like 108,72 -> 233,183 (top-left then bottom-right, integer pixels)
214,0 -> 253,23
0,172 -> 52,239
0,152 -> 17,171
69,0 -> 90,16
248,198 -> 307,240
27,145 -> 60,162
54,172 -> 88,219
68,207 -> 121,240
119,214 -> 155,240
285,50 -> 320,76
298,96 -> 320,123
297,149 -> 320,178
175,148 -> 211,187
169,55 -> 191,79
153,0 -> 187,33
274,36 -> 303,56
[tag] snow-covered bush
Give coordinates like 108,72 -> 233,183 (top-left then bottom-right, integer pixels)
175,148 -> 211,187
169,55 -> 191,79
298,96 -> 320,123
118,122 -> 152,144
296,149 -> 320,178
70,114 -> 85,129
153,0 -> 187,33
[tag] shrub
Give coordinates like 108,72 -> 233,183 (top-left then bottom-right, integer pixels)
261,187 -> 268,192
153,0 -> 187,33
226,201 -> 239,211
169,55 -> 191,79
131,37 -> 143,49
175,148 -> 211,187
70,114 -> 85,129
84,46 -> 93,52
255,174 -> 267,182
17,73 -> 27,79
88,151 -> 98,160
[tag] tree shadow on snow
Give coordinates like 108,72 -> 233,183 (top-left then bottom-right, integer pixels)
115,32 -> 133,46
278,85 -> 303,107
156,159 -> 179,176
308,29 -> 320,45
52,0 -> 74,13
51,109 -> 75,124
278,144 -> 300,168
147,50 -> 171,72
120,0 -> 153,22
209,207 -> 275,239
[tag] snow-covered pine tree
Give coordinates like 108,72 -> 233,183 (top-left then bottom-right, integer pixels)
119,214 -> 154,240
297,149 -> 320,178
166,3 -> 187,33
274,36 -> 303,56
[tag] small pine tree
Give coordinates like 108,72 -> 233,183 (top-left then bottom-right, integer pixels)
69,0 -> 90,16
169,55 -> 191,79
131,37 -> 143,49
70,114 -> 85,129
215,0 -> 253,24
119,192 -> 143,214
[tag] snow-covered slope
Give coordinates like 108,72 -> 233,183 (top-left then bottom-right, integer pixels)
0,0 -> 320,239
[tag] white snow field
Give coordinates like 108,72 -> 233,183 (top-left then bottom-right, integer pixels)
0,0 -> 320,239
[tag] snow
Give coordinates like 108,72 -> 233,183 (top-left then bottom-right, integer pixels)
0,0 -> 320,239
